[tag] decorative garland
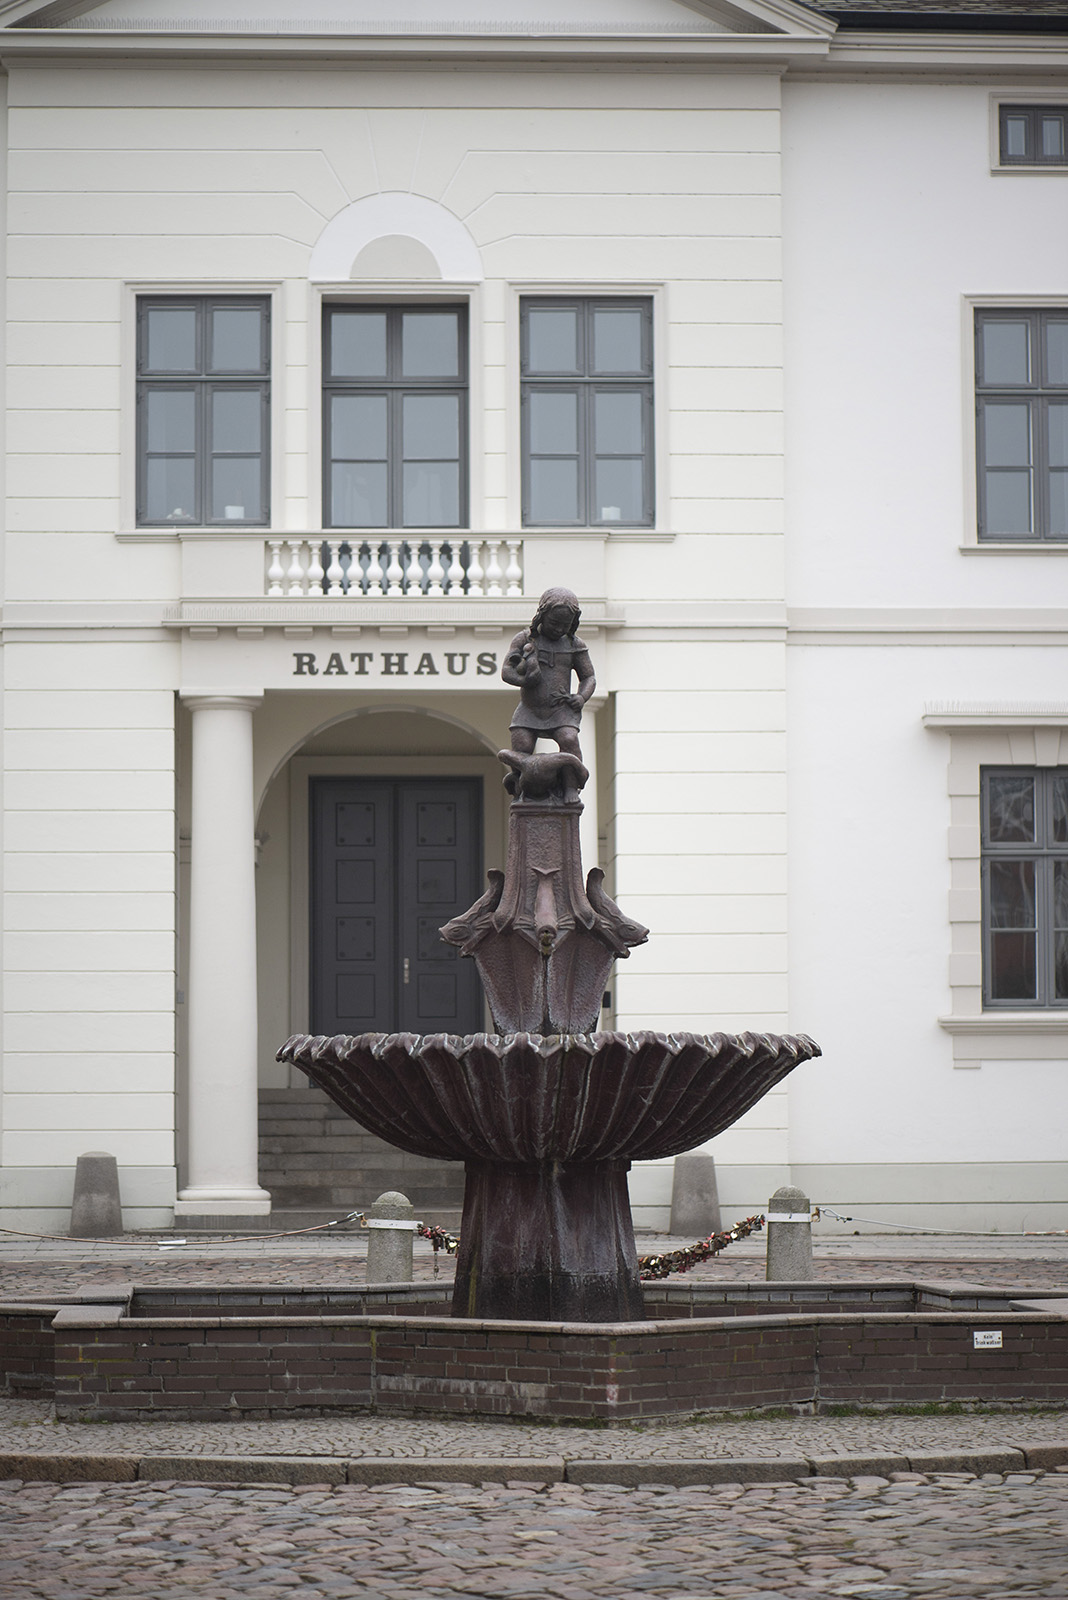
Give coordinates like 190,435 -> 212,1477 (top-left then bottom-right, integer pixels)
411,1214 -> 766,1280
637,1213 -> 766,1280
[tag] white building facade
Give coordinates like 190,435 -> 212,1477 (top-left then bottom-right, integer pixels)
0,0 -> 1065,1233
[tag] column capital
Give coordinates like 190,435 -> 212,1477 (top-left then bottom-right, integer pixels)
181,692 -> 264,713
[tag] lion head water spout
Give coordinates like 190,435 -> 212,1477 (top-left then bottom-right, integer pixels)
278,585 -> 820,1324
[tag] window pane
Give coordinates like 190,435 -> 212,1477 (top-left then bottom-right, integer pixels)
402,462 -> 459,527
146,389 -> 195,452
595,458 -> 644,523
210,307 -> 263,372
529,391 -> 578,454
1047,322 -> 1068,386
211,457 -> 263,522
990,858 -> 1036,927
330,312 -> 387,378
981,321 -> 1031,385
988,774 -> 1035,842
594,390 -> 644,454
403,394 -> 459,460
401,312 -> 459,379
984,402 -> 1031,465
331,395 -> 387,460
331,462 -> 387,526
990,931 -> 1037,1000
1004,115 -> 1029,159
144,307 -> 197,373
529,458 -> 579,523
1052,778 -> 1068,843
1056,861 -> 1068,1000
1041,115 -> 1065,159
146,456 -> 196,522
592,308 -> 644,374
1051,471 -> 1068,538
985,471 -> 1032,535
526,308 -> 579,374
211,389 -> 261,454
1049,404 -> 1068,469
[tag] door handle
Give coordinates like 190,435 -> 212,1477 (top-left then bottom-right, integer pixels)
403,957 -> 411,985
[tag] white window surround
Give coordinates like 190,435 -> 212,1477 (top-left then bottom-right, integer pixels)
924,701 -> 1068,1055
989,92 -> 1068,175
304,281 -> 485,536
504,281 -> 671,539
117,281 -> 284,543
958,295 -> 1068,555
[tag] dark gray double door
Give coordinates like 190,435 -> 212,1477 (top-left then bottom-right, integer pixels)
310,777 -> 482,1036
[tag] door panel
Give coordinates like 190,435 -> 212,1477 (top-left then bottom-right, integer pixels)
311,777 -> 481,1035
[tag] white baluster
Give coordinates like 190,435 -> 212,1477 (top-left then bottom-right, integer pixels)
466,539 -> 484,597
405,540 -> 424,596
446,540 -> 465,596
365,540 -> 385,597
505,539 -> 523,596
386,540 -> 405,597
485,539 -> 504,597
286,540 -> 306,596
326,541 -> 345,597
266,540 -> 285,596
426,540 -> 446,597
306,539 -> 325,594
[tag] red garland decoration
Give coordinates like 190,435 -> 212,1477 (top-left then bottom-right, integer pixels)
412,1215 -> 766,1279
637,1213 -> 766,1280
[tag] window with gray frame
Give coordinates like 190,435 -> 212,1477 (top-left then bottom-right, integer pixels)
999,104 -> 1068,167
982,768 -> 1068,1006
521,298 -> 653,528
323,304 -> 467,528
976,309 -> 1068,541
136,297 -> 270,527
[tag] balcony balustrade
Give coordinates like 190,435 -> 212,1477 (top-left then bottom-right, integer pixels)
266,536 -> 523,599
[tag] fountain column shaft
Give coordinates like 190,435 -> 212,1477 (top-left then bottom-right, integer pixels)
452,1157 -> 644,1323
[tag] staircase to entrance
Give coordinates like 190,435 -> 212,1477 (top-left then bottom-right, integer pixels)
259,1088 -> 465,1230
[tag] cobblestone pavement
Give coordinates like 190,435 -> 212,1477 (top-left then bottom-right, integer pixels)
1,1230 -> 1067,1297
0,1469 -> 1065,1599
3,1397 -> 1068,1471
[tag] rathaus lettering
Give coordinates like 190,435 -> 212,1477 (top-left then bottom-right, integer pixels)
291,650 -> 498,678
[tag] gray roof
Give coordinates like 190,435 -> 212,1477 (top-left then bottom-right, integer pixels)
804,0 -> 1068,21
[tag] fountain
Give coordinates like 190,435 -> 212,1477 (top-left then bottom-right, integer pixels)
279,586 -> 821,1323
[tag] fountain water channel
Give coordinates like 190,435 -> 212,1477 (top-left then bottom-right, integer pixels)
279,586 -> 821,1323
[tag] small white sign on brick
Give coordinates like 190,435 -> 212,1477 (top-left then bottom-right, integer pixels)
973,1330 -> 1003,1349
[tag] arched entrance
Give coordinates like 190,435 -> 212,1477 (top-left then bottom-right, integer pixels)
254,699 -> 507,1224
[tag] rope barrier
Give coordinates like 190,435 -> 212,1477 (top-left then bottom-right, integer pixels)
638,1214 -> 766,1280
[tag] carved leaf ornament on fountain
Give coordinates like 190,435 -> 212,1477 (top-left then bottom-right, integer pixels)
279,585 -> 821,1323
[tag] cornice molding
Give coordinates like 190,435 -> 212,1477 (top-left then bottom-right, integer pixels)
923,702 -> 1068,730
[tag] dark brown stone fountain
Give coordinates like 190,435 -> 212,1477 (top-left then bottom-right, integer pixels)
279,586 -> 820,1324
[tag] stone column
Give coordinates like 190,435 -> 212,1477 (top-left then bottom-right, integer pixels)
174,694 -> 271,1220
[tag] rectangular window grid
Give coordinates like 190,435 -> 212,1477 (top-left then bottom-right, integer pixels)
976,309 -> 1068,541
323,304 -> 468,529
999,104 -> 1068,167
982,768 -> 1068,1007
136,297 -> 270,527
520,297 -> 654,529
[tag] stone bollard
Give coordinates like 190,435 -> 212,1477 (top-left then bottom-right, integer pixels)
365,1190 -> 416,1284
69,1152 -> 123,1238
765,1184 -> 814,1281
669,1153 -> 722,1238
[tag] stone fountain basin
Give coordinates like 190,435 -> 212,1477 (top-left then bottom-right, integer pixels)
276,1029 -> 822,1164
277,1028 -> 822,1324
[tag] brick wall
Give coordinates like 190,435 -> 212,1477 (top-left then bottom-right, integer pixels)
51,1309 -> 1068,1422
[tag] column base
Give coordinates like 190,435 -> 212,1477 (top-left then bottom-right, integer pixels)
174,1188 -> 271,1218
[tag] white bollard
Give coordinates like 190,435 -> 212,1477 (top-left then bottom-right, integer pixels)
765,1184 -> 814,1280
366,1190 -> 417,1284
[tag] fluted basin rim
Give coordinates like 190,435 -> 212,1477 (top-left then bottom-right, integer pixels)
277,1028 -> 821,1165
